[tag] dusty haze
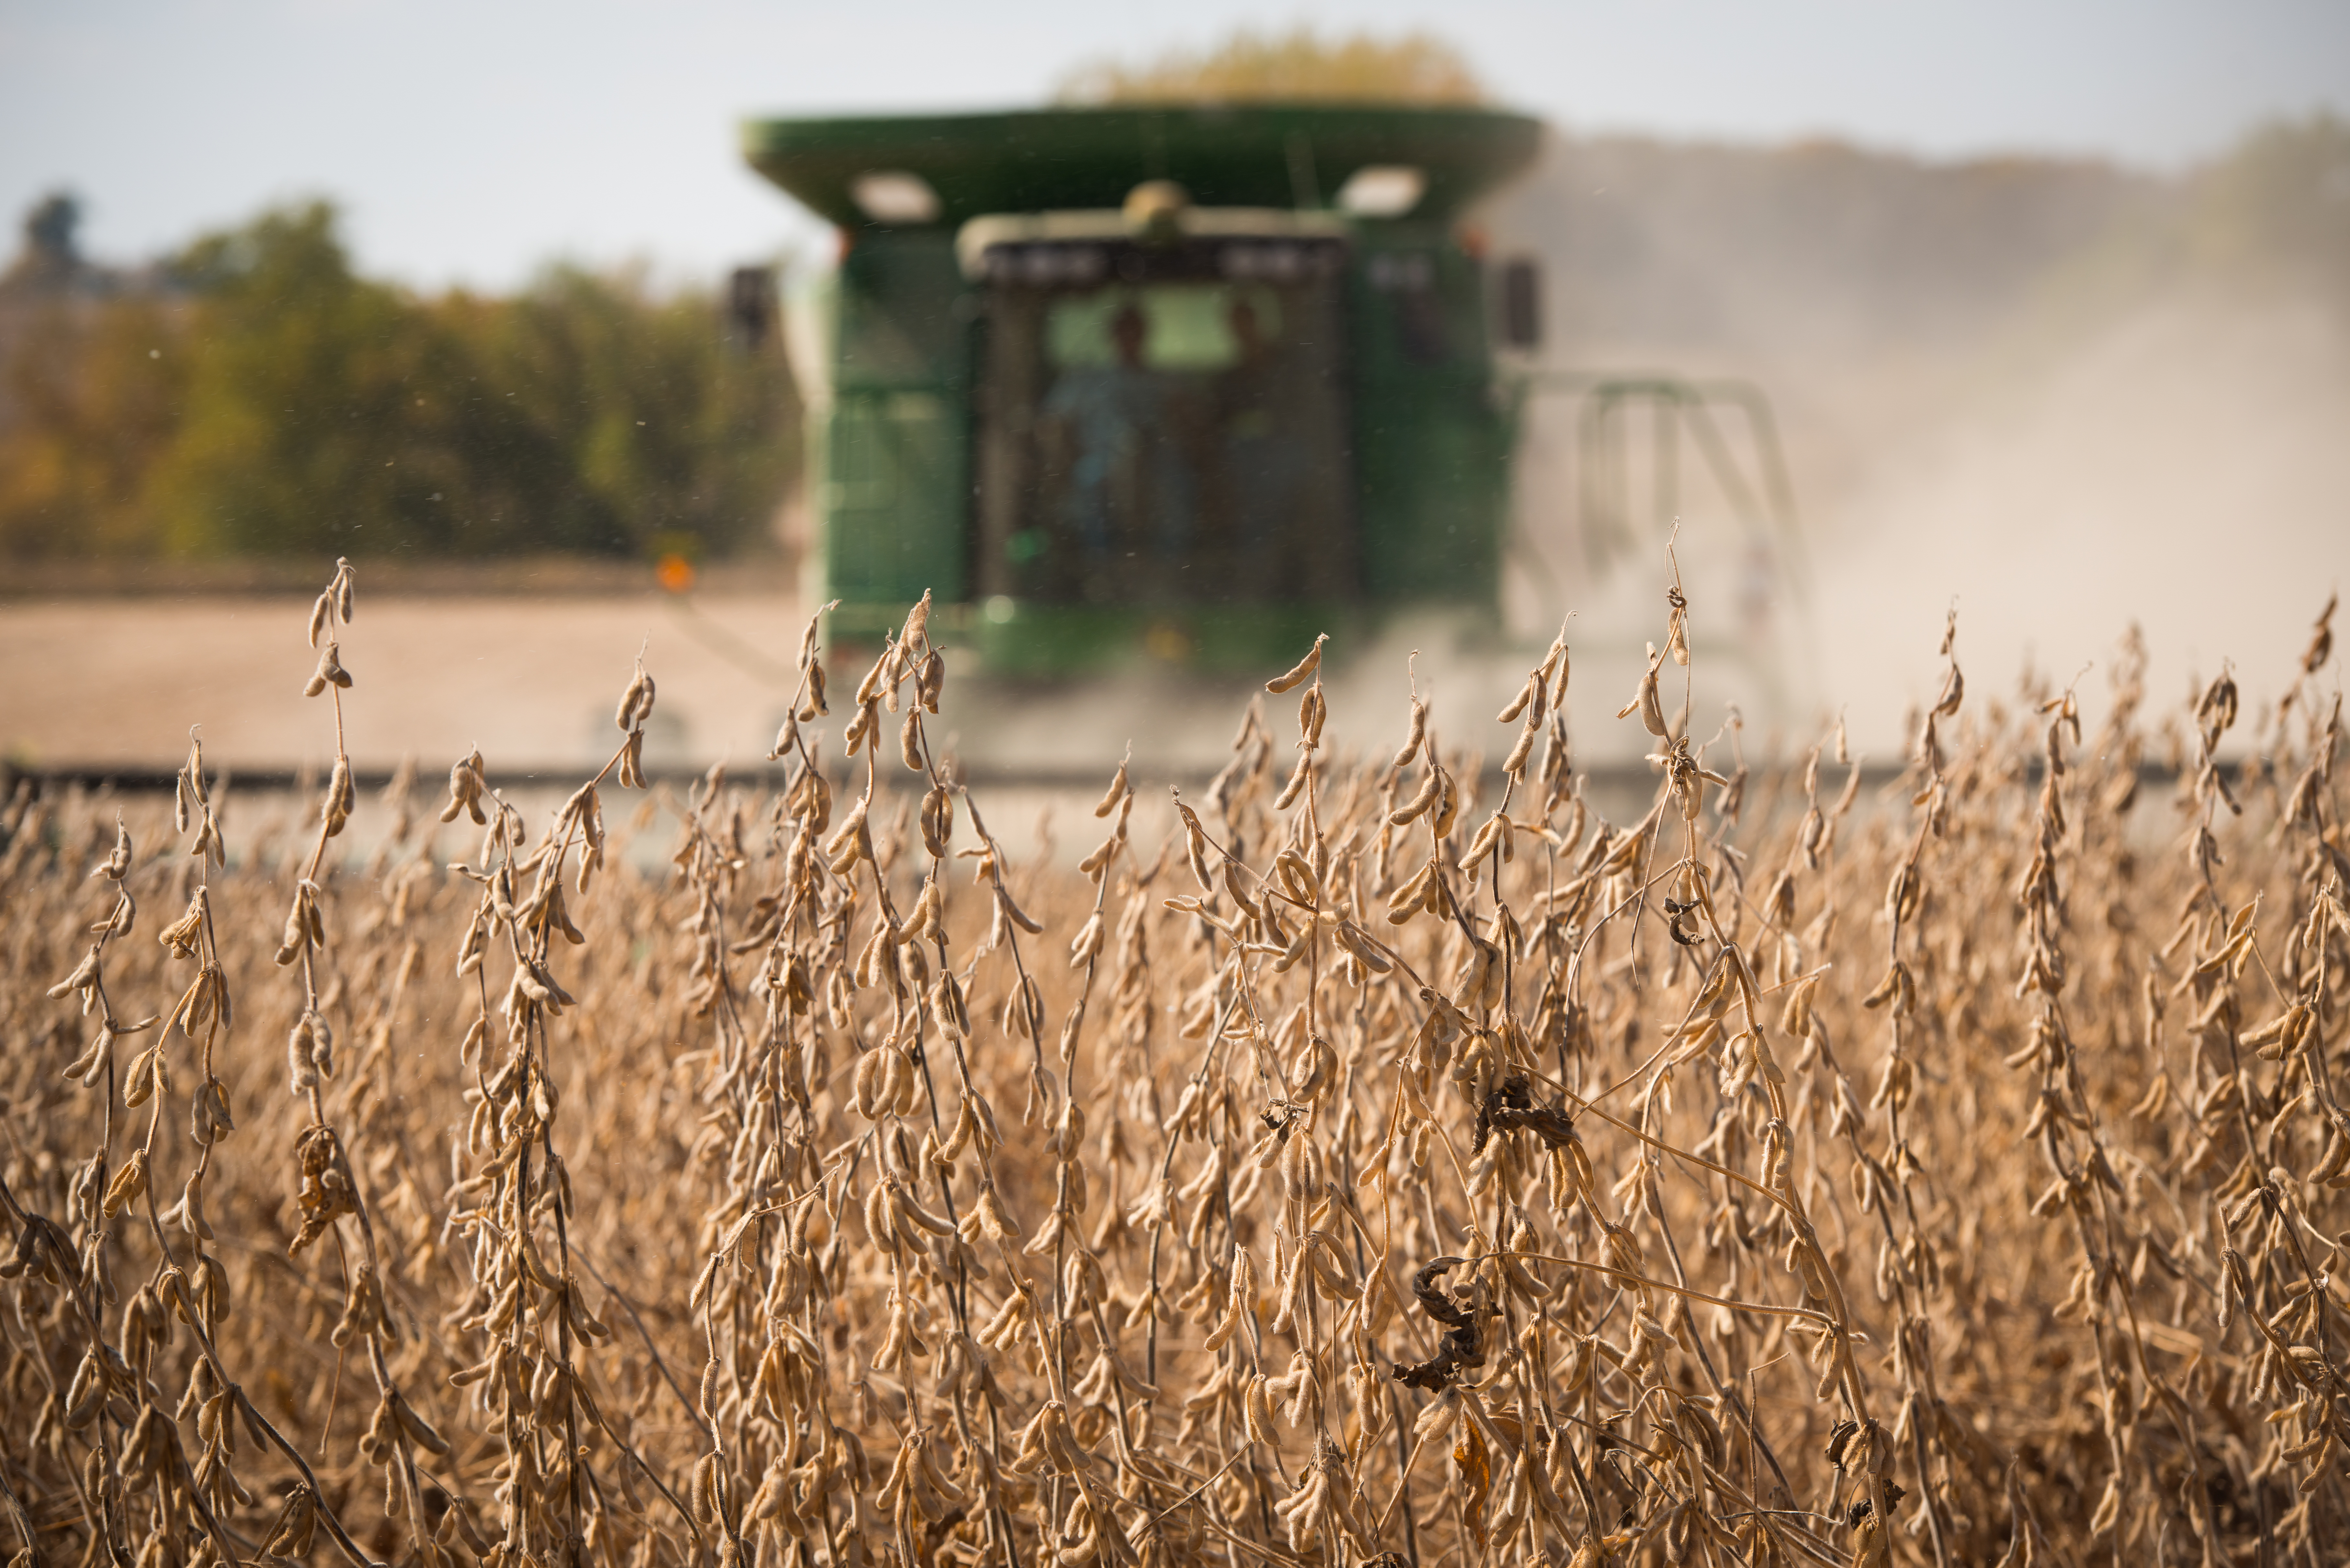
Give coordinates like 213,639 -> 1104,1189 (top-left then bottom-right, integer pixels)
1488,128 -> 2349,760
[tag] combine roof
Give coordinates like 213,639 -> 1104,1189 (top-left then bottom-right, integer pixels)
741,104 -> 1542,228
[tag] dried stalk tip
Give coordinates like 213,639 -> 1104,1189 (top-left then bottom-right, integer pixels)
1265,633 -> 1328,694
320,755 -> 354,838
303,641 -> 352,697
1615,642 -> 1668,737
1392,695 -> 1427,771
1094,755 -> 1131,818
440,748 -> 487,824
615,657 -> 657,732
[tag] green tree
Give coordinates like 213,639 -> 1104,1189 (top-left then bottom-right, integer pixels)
148,202 -> 549,558
0,198 -> 799,562
2188,112 -> 2350,299
469,264 -> 794,558
0,295 -> 186,558
1058,25 -> 1488,107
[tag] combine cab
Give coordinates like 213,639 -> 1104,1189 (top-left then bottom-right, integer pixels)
744,106 -> 1544,673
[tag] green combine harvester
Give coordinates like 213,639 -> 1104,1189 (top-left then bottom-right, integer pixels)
743,105 -> 1548,674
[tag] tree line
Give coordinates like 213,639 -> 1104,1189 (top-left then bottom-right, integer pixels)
0,201 -> 797,563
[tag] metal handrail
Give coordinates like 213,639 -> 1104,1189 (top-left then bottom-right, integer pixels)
1501,369 -> 1811,611
1497,368 -> 1822,722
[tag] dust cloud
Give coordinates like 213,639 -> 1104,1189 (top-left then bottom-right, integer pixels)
1485,128 -> 2350,762
1812,292 -> 2348,751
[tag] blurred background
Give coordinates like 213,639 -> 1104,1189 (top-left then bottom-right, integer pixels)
2,0 -> 2345,779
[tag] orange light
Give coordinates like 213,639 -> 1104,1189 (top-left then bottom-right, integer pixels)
656,554 -> 696,594
1143,620 -> 1192,662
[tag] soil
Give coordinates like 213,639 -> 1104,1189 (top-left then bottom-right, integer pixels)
0,592 -> 804,775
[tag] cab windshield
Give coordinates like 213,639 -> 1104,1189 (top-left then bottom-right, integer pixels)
972,237 -> 1356,606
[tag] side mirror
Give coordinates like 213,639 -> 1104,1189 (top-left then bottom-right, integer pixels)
727,265 -> 775,351
1498,258 -> 1542,351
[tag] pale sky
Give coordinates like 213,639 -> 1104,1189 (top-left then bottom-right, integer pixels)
4,0 -> 2347,290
